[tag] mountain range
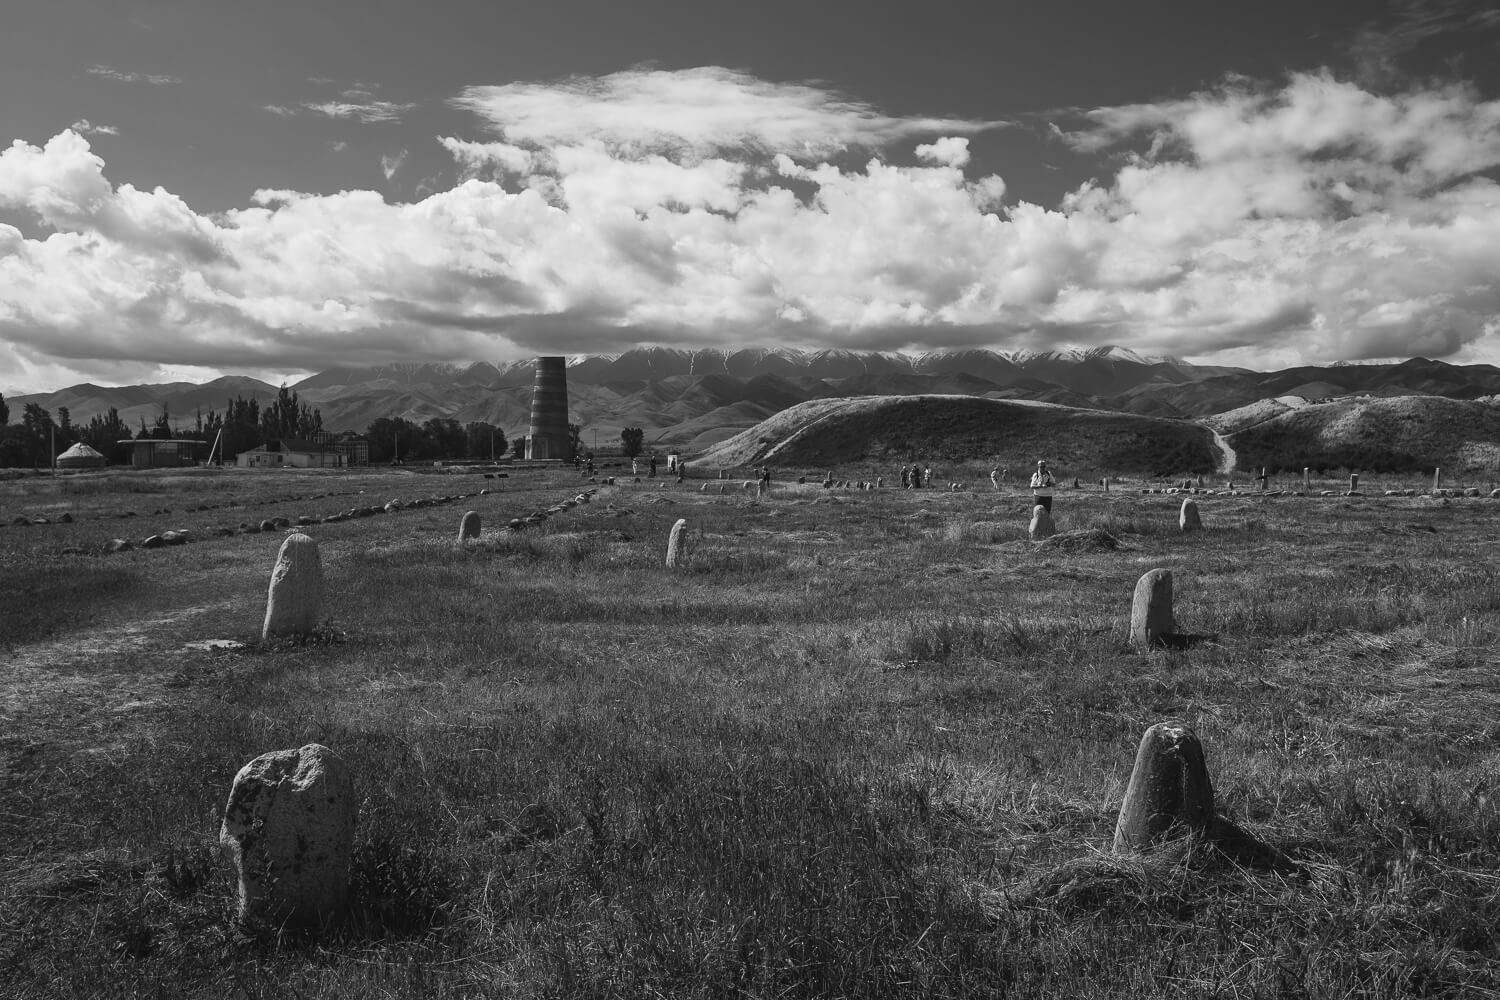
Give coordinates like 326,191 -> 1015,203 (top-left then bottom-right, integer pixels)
11,347 -> 1500,453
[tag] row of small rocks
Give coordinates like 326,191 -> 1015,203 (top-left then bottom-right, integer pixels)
505,488 -> 599,531
92,490 -> 496,555
4,488 -> 383,528
1145,486 -> 1500,498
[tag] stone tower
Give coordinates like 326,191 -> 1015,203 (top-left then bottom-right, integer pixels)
525,356 -> 571,460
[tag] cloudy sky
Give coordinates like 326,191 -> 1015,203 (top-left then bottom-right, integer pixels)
2,0 -> 1499,395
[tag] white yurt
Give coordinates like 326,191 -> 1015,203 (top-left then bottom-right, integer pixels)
56,442 -> 107,469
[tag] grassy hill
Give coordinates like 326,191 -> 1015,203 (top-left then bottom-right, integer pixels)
1224,395 -> 1500,473
692,395 -> 1217,474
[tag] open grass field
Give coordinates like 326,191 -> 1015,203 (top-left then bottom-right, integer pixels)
4,465 -> 1500,998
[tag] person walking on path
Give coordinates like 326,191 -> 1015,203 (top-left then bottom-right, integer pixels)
1030,459 -> 1056,511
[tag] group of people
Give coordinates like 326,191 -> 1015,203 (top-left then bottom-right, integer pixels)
899,464 -> 934,489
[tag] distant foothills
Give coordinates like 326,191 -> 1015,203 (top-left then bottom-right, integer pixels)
4,346 -> 1500,472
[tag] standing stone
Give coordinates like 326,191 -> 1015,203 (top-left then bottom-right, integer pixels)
458,510 -> 480,541
1302,467 -> 1310,494
756,480 -> 767,499
1433,467 -> 1442,492
1179,498 -> 1202,533
1028,505 -> 1055,541
1103,477 -> 1110,493
1349,473 -> 1360,494
665,518 -> 688,568
262,533 -> 323,640
220,743 -> 356,929
1130,569 -> 1175,647
1112,721 -> 1215,853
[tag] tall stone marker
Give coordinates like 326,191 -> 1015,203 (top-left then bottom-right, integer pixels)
220,743 -> 356,929
665,518 -> 688,568
262,533 -> 322,640
525,356 -> 571,460
1113,721 -> 1214,853
458,510 -> 480,541
1130,569 -> 1175,647
1179,498 -> 1202,533
1028,505 -> 1056,541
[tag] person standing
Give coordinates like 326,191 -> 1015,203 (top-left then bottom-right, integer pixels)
1030,460 -> 1056,511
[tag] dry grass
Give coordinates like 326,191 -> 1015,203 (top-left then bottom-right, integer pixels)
3,468 -> 1500,997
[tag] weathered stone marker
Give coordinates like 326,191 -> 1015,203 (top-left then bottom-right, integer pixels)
1112,721 -> 1214,853
1433,467 -> 1442,492
1303,467 -> 1310,494
1028,505 -> 1056,541
756,480 -> 767,498
220,743 -> 356,929
1130,569 -> 1175,647
665,518 -> 688,568
458,510 -> 480,541
1179,498 -> 1202,532
1349,473 -> 1359,494
262,533 -> 323,640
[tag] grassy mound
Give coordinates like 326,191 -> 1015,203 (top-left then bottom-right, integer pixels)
1225,395 -> 1500,473
692,395 -> 1217,474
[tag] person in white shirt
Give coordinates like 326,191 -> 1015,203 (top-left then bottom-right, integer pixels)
1030,459 -> 1056,511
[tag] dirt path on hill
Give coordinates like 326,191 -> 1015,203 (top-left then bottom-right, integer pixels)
1208,427 -> 1237,474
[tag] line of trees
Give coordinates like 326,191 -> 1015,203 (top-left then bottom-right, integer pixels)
0,385 -> 564,468
364,417 -> 508,464
0,386 -> 325,468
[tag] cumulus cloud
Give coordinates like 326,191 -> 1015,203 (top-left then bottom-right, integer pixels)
4,69 -> 1500,393
86,64 -> 180,86
452,66 -> 1007,159
915,137 -> 970,168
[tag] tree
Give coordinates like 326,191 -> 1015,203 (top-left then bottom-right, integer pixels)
465,421 -> 505,461
260,385 -> 321,441
422,417 -> 466,460
567,423 -> 583,460
0,391 -> 9,427
511,435 -> 526,459
21,402 -> 56,467
366,416 -> 425,463
55,405 -> 78,450
81,407 -> 130,463
151,403 -> 174,440
620,427 -> 645,458
222,395 -> 263,460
